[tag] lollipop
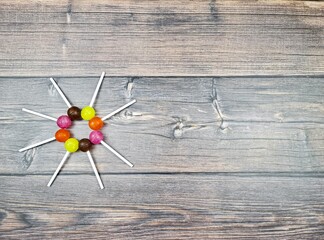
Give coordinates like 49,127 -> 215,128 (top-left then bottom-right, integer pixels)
67,106 -> 82,120
89,117 -> 104,130
19,72 -> 137,189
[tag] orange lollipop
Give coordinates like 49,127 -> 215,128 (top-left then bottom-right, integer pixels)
55,129 -> 71,142
89,116 -> 104,130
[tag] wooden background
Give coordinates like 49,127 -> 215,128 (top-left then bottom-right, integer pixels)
0,0 -> 323,239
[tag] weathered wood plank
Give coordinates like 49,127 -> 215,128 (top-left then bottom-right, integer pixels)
0,175 -> 323,239
1,77 -> 323,123
1,77 -> 323,174
0,0 -> 322,76
1,1 -> 323,239
1,0 -> 323,15
2,121 -> 324,174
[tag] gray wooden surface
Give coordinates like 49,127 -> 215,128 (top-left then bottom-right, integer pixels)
0,1 -> 323,239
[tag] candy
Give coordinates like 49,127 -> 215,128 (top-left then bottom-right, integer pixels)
81,106 -> 96,120
67,106 -> 82,120
64,138 -> 79,152
89,116 -> 104,130
89,130 -> 104,144
57,115 -> 72,129
55,129 -> 71,142
79,138 -> 92,152
20,72 -> 137,189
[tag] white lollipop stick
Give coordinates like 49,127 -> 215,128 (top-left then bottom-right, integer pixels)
47,151 -> 70,187
102,99 -> 137,121
19,137 -> 56,152
89,72 -> 105,107
100,140 -> 134,167
86,151 -> 104,189
22,108 -> 57,122
50,78 -> 72,108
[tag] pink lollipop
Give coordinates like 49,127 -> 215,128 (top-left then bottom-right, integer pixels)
89,130 -> 104,144
57,115 -> 72,129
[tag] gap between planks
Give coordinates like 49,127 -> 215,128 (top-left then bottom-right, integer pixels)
0,75 -> 323,79
1,172 -> 324,178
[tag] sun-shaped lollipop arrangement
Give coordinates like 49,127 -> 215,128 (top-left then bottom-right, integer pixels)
19,72 -> 136,189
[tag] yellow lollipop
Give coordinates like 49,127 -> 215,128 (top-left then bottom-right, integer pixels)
81,106 -> 96,120
64,138 -> 79,152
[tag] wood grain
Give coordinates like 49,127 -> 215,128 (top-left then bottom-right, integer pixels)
0,1 -> 323,239
1,77 -> 323,174
0,175 -> 323,239
0,0 -> 323,76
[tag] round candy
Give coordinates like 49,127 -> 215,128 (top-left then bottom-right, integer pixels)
79,138 -> 93,152
55,129 -> 71,142
67,106 -> 82,121
81,106 -> 96,120
89,130 -> 104,144
57,115 -> 72,129
89,116 -> 104,130
64,138 -> 79,152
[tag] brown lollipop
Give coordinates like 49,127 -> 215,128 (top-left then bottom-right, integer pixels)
79,138 -> 92,152
67,106 -> 82,120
